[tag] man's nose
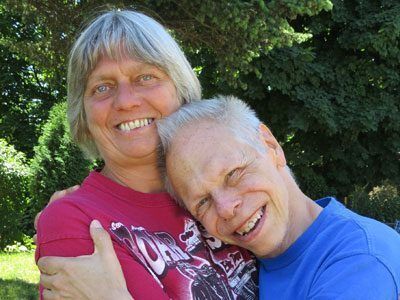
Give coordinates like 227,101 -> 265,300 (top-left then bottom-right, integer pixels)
214,192 -> 242,220
114,82 -> 142,110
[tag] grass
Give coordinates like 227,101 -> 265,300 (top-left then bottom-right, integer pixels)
0,251 -> 39,300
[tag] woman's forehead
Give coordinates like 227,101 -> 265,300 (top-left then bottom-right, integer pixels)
87,55 -> 164,80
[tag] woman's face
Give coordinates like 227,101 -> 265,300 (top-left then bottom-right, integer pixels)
83,56 -> 180,165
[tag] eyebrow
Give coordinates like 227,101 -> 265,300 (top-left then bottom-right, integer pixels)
127,62 -> 165,75
88,62 -> 161,80
222,150 -> 248,174
218,152 -> 242,176
190,151 -> 248,201
187,185 -> 207,207
239,149 -> 247,165
86,74 -> 111,84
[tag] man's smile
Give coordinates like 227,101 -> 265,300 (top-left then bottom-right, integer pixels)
235,205 -> 266,236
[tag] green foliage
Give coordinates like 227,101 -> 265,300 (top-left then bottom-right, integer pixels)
348,182 -> 400,223
0,0 -> 331,159
148,0 -> 332,88
0,0 -> 398,210
219,0 -> 400,198
0,5 -> 58,158
29,102 -> 95,216
2,0 -> 332,89
0,139 -> 30,249
3,235 -> 35,253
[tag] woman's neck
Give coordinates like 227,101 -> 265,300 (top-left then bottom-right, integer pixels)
101,160 -> 165,194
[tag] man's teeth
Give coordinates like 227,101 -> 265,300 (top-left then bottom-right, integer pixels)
236,207 -> 264,236
118,118 -> 153,132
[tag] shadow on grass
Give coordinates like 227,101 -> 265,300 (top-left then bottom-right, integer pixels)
0,278 -> 38,300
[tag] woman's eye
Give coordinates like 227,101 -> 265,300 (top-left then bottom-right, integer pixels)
95,85 -> 109,94
140,74 -> 154,82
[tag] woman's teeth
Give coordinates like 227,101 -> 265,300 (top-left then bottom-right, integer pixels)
236,207 -> 265,236
119,118 -> 154,131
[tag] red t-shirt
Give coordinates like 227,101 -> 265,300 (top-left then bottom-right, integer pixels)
36,171 -> 258,299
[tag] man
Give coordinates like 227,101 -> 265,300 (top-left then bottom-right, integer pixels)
39,96 -> 400,299
156,95 -> 400,299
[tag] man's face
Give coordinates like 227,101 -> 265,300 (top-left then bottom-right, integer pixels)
166,122 -> 291,258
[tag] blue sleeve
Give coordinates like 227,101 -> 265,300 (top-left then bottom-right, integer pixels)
309,254 -> 398,299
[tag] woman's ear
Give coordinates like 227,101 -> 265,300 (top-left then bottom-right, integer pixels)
259,124 -> 286,167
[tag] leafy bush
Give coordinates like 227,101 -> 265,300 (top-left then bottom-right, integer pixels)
292,167 -> 337,200
348,182 -> 400,224
0,139 -> 30,248
29,102 -> 95,221
3,235 -> 35,253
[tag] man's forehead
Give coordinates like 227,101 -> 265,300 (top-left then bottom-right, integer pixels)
168,124 -> 245,171
167,123 -> 228,163
167,136 -> 243,200
173,121 -> 229,144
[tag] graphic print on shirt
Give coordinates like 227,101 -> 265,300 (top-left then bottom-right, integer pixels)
176,261 -> 234,299
178,219 -> 234,299
110,218 -> 258,299
196,221 -> 258,299
213,251 -> 258,299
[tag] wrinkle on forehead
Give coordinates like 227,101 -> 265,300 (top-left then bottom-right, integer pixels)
167,126 -> 249,203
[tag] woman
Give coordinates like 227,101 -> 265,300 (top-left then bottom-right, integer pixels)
35,9 -> 257,299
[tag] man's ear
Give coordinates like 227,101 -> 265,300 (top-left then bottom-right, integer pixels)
259,124 -> 286,167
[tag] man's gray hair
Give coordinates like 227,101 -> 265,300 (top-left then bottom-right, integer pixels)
156,95 -> 264,203
68,9 -> 202,158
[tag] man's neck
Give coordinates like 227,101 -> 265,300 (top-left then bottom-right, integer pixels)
286,183 -> 323,249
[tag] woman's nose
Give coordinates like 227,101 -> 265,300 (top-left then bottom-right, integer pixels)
114,82 -> 142,110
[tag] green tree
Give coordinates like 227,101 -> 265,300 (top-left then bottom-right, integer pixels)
0,0 -> 332,159
2,0 -> 332,89
29,103 -> 95,215
0,139 -> 30,248
215,0 -> 400,198
3,0 -> 398,204
0,5 -> 58,158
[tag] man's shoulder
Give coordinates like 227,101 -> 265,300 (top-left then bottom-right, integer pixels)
319,197 -> 399,249
319,217 -> 399,263
308,199 -> 400,297
317,199 -> 400,284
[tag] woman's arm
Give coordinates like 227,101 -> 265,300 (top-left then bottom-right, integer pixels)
36,200 -> 169,299
38,220 -> 132,300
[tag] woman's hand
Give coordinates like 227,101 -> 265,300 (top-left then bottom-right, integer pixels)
38,220 -> 132,300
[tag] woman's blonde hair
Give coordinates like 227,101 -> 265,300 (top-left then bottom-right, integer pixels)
67,10 -> 201,158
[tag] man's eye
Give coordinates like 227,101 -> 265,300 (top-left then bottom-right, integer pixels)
226,168 -> 242,185
228,168 -> 239,178
198,197 -> 209,208
195,197 -> 210,217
